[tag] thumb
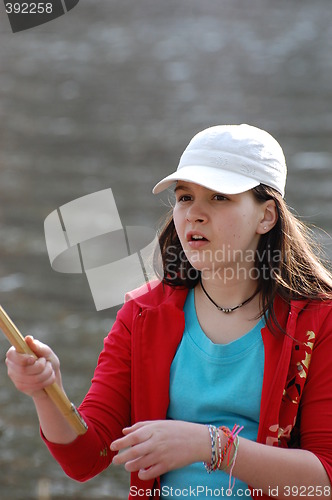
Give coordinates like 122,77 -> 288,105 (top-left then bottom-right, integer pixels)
25,335 -> 52,360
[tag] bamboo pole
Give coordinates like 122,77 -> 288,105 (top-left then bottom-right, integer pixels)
0,305 -> 87,435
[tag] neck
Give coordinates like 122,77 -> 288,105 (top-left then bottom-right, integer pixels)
199,272 -> 259,310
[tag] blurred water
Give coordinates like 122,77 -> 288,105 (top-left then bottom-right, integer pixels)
0,0 -> 331,498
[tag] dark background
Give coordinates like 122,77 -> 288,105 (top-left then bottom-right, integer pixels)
0,1 -> 331,498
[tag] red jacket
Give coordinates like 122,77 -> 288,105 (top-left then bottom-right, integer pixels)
43,282 -> 332,498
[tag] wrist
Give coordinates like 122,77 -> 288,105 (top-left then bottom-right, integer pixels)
203,424 -> 243,473
32,390 -> 51,404
185,423 -> 212,463
201,424 -> 215,463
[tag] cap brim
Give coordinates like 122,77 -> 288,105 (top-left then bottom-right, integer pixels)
152,165 -> 260,195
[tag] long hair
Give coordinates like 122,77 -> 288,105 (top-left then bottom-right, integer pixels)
154,184 -> 332,333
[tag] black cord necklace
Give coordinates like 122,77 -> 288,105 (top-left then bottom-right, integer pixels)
199,275 -> 258,313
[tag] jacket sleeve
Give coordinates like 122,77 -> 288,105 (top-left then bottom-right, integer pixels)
299,305 -> 332,485
41,300 -> 135,481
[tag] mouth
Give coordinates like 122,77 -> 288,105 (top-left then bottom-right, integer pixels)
186,232 -> 209,243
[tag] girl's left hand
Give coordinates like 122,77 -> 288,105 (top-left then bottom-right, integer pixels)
111,420 -> 210,480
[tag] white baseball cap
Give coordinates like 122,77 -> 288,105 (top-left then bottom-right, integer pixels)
152,124 -> 287,197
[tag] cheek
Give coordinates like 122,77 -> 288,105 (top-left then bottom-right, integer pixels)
215,214 -> 256,243
172,208 -> 179,230
215,216 -> 238,237
172,208 -> 184,240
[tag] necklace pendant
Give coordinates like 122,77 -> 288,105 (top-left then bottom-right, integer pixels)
219,307 -> 232,313
199,275 -> 257,314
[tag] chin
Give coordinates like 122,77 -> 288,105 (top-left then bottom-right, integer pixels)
187,260 -> 212,273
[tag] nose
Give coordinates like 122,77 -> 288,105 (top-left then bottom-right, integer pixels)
185,201 -> 207,224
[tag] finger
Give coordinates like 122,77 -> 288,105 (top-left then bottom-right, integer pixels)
111,433 -> 138,452
123,453 -> 157,473
121,421 -> 151,435
6,346 -> 35,367
26,337 -> 61,378
111,426 -> 152,452
112,446 -> 157,473
138,463 -> 164,481
14,369 -> 56,393
29,359 -> 55,381
112,438 -> 152,465
7,357 -> 56,391
7,354 -> 47,376
27,357 -> 53,375
5,357 -> 40,382
25,336 -> 54,361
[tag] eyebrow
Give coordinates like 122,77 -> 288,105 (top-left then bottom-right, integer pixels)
174,184 -> 191,193
174,184 -> 229,197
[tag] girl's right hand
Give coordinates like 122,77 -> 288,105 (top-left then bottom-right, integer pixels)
5,336 -> 62,400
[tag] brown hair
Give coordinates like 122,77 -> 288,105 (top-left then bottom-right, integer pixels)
154,184 -> 332,333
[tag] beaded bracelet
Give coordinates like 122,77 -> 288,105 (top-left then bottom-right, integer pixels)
216,427 -> 223,469
204,424 -> 219,473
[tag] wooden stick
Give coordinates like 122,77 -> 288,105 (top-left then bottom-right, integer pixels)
0,304 -> 87,435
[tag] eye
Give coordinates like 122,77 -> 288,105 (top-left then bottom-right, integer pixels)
176,194 -> 192,202
213,193 -> 228,201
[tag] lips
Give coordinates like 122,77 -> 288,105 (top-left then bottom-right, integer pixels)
186,231 -> 209,243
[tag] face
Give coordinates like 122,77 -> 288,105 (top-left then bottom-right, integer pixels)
172,182 -> 269,278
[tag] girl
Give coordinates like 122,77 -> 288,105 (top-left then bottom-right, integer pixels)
6,125 -> 332,498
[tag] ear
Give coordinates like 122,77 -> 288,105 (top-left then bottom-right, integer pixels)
256,200 -> 278,234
